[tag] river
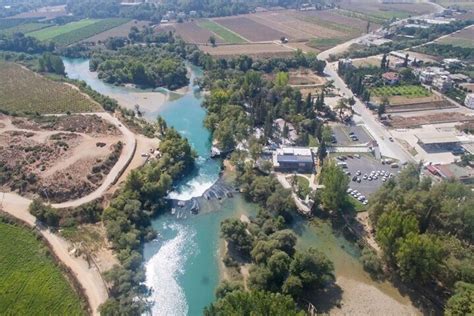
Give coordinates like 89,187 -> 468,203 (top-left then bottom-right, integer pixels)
63,58 -> 418,316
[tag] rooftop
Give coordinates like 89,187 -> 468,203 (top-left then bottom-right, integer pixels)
382,72 -> 400,81
416,131 -> 460,144
277,147 -> 312,156
434,164 -> 474,180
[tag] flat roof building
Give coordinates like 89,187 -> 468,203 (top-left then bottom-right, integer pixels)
273,147 -> 314,173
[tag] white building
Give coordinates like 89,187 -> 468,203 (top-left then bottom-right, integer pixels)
433,75 -> 453,92
465,93 -> 474,109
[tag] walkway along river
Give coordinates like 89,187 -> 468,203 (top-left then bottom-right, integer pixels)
63,58 -> 420,315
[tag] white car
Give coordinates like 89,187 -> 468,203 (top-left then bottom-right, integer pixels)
368,176 -> 373,181
382,177 -> 387,182
358,196 -> 365,201
347,188 -> 353,193
363,200 -> 368,205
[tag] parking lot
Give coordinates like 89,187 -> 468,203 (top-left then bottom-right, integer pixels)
335,154 -> 400,203
332,124 -> 373,146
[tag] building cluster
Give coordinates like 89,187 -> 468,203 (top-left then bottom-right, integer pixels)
413,61 -> 471,93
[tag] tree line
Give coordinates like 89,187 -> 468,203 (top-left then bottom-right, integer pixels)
367,164 -> 473,315
206,155 -> 335,313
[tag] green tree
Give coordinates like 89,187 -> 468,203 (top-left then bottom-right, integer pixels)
221,219 -> 253,257
215,281 -> 244,299
395,233 -> 442,283
282,275 -> 304,298
376,210 -> 419,262
445,282 -> 474,316
289,247 -> 334,290
274,72 -> 289,87
204,290 -> 304,316
320,162 -> 349,211
209,35 -> 216,47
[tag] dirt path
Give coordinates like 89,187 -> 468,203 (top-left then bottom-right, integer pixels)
0,111 -> 138,314
51,112 -> 136,208
0,192 -> 108,316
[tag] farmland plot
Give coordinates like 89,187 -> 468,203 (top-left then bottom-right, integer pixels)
339,0 -> 436,22
0,22 -> 51,36
197,19 -> 247,43
0,220 -> 85,315
0,63 -> 101,114
438,26 -> 474,49
50,18 -> 129,46
212,16 -> 289,41
27,19 -> 99,41
199,42 -> 294,57
159,21 -> 224,44
82,20 -> 150,43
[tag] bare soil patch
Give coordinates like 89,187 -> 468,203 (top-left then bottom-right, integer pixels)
199,42 -> 294,58
0,114 -> 124,203
157,21 -> 224,44
389,112 -> 474,128
212,16 -> 289,42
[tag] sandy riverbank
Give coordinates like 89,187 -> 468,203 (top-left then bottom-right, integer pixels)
112,90 -> 169,114
331,276 -> 419,316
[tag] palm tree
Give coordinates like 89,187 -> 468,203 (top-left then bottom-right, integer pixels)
335,98 -> 348,120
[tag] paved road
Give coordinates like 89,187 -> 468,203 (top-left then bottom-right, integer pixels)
0,192 -> 108,315
324,63 -> 413,163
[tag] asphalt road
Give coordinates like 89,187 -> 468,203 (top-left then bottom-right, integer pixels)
324,63 -> 413,163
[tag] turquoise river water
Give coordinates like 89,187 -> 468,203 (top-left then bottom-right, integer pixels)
63,58 -> 415,315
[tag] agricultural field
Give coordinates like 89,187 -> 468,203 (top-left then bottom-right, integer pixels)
198,42 -> 294,58
0,219 -> 85,315
0,18 -> 38,30
27,19 -> 99,41
0,62 -> 101,114
81,20 -> 150,43
211,16 -> 288,42
339,0 -> 436,23
157,21 -> 224,44
27,18 -> 129,46
197,19 -> 247,43
433,0 -> 474,10
166,9 -> 382,55
437,26 -> 474,49
0,22 -> 51,36
371,85 -> 431,99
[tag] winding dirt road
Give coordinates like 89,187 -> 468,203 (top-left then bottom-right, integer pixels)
0,111 -> 137,315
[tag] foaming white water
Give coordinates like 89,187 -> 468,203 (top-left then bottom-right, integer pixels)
145,223 -> 196,316
168,157 -> 218,201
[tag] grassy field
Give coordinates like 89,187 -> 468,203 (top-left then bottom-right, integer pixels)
307,38 -> 345,50
50,18 -> 129,46
27,19 -> 98,41
0,219 -> 85,315
371,85 -> 431,98
197,20 -> 247,43
0,22 -> 51,36
0,18 -> 38,30
439,36 -> 474,49
0,62 -> 101,114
